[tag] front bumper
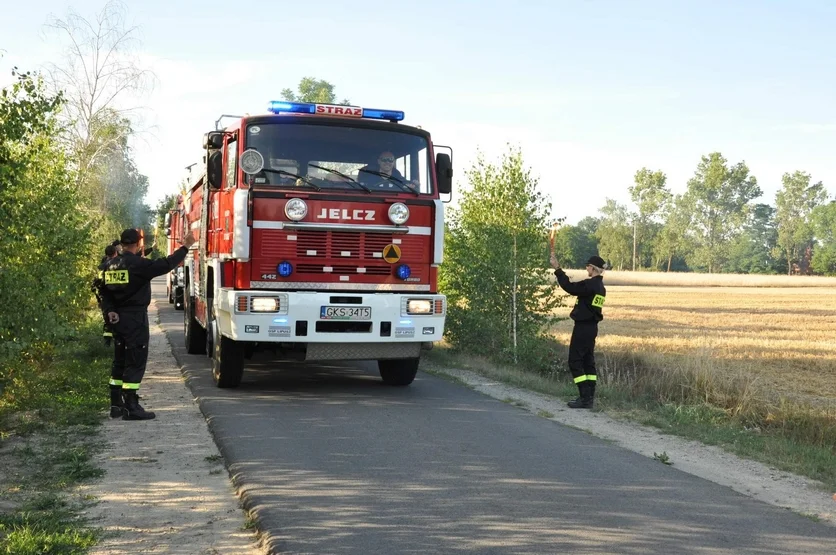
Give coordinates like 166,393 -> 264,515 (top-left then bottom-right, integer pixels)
216,289 -> 446,346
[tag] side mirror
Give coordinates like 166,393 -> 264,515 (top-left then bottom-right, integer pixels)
203,131 -> 224,150
164,213 -> 171,228
207,150 -> 223,189
435,153 -> 453,195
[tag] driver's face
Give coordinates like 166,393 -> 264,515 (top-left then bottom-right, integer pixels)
378,152 -> 395,169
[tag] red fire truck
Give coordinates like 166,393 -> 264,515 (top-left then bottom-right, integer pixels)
164,195 -> 186,310
180,100 -> 453,388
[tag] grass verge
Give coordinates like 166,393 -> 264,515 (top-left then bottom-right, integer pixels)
0,317 -> 111,554
424,343 -> 836,492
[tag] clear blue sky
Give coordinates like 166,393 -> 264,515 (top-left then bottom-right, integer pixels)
2,0 -> 835,224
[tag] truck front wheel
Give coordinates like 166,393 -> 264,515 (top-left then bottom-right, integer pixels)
211,310 -> 244,388
378,358 -> 419,386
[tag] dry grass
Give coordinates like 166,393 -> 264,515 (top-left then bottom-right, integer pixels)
560,269 -> 836,288
550,286 -> 836,403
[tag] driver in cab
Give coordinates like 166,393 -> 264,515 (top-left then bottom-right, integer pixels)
357,151 -> 418,192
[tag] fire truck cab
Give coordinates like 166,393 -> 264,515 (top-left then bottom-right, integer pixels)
181,101 -> 452,388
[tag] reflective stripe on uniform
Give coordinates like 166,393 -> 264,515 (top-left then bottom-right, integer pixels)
109,379 -> 123,386
121,382 -> 140,390
574,374 -> 598,383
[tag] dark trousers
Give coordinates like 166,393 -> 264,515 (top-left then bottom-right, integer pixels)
110,336 -> 126,385
111,309 -> 150,389
568,322 -> 598,384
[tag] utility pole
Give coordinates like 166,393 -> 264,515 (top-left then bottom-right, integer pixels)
632,218 -> 637,272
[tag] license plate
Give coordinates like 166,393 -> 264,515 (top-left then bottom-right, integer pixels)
320,306 -> 372,320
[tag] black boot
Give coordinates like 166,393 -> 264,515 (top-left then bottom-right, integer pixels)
568,382 -> 594,409
109,385 -> 126,418
122,390 -> 156,421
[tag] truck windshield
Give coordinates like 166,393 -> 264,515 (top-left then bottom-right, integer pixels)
244,122 -> 433,194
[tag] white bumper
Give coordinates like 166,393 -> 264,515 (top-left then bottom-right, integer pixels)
216,289 -> 446,345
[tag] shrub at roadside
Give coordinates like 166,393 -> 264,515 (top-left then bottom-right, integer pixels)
440,146 -> 565,372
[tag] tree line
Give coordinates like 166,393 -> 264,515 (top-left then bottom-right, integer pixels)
554,154 -> 836,275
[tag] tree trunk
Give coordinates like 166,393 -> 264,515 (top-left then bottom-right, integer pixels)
512,235 -> 518,364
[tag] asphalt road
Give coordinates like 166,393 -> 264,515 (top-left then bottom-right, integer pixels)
152,281 -> 836,555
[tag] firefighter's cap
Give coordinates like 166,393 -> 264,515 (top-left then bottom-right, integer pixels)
120,228 -> 141,245
586,255 -> 606,269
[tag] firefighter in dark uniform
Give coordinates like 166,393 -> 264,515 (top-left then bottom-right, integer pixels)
93,242 -> 126,417
550,253 -> 607,409
99,228 -> 195,420
96,242 -> 120,347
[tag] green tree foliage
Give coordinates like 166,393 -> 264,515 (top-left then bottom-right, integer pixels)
152,193 -> 179,255
653,194 -> 693,272
810,201 -> 836,275
682,153 -> 761,273
281,77 -> 350,105
775,171 -> 828,275
725,204 -> 782,274
629,168 -> 671,269
0,69 -> 92,360
595,199 -> 632,270
440,147 -> 563,369
552,217 -> 599,268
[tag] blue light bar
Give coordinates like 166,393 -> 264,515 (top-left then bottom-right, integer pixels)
362,108 -> 405,122
266,101 -> 404,121
267,101 -> 316,115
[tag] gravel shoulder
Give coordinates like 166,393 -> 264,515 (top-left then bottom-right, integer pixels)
77,299 -> 264,554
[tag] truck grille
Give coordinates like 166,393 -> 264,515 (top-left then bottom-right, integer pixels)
297,264 -> 391,276
257,229 -> 427,275
292,230 -> 405,260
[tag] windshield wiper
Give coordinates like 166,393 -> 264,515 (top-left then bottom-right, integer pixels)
260,168 -> 321,191
308,164 -> 371,193
356,169 -> 420,196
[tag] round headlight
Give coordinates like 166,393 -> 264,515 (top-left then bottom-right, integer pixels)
240,149 -> 264,175
284,198 -> 308,221
388,202 -> 410,225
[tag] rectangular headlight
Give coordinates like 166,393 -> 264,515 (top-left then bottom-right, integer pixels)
250,297 -> 280,312
406,299 -> 432,315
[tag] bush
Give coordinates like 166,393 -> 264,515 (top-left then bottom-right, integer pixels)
440,146 -> 565,367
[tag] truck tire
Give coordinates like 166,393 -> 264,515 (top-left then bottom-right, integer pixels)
209,303 -> 244,388
378,358 -> 419,386
184,284 -> 206,355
